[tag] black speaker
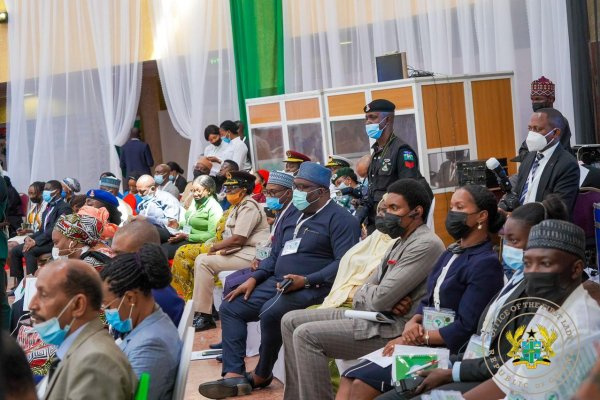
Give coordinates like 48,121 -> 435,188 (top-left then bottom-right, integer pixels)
457,158 -> 508,188
376,52 -> 408,82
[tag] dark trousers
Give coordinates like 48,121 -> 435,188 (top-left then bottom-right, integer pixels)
9,242 -> 52,283
219,275 -> 329,377
161,240 -> 190,260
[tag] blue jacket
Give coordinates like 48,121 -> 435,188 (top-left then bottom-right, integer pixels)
119,306 -> 182,400
417,241 -> 503,354
119,138 -> 154,176
152,285 -> 184,326
31,198 -> 72,247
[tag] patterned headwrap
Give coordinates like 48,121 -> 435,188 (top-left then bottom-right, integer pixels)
530,76 -> 555,98
55,213 -> 104,246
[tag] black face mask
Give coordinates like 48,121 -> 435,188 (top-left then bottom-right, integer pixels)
213,139 -> 222,147
524,272 -> 572,306
445,211 -> 472,240
376,212 -> 410,239
532,102 -> 550,112
30,196 -> 42,204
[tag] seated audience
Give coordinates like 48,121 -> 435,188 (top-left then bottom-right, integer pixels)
9,180 -> 71,287
69,194 -> 86,214
163,175 -> 222,260
154,163 -> 180,199
8,181 -> 46,248
280,179 -> 445,400
252,169 -> 269,203
60,177 -> 81,206
198,162 -> 361,398
463,220 -> 600,400
123,172 -> 141,214
111,219 -> 184,326
331,167 -> 360,212
181,157 -> 213,208
204,124 -> 234,176
377,195 -> 568,398
100,243 -> 182,400
167,161 -> 188,193
52,213 -> 115,268
99,175 -> 133,224
188,171 -> 270,331
136,174 -> 182,239
319,194 -> 396,309
3,175 -> 24,237
282,184 -> 505,400
30,259 -> 137,400
215,159 -> 240,210
78,205 -> 117,240
85,189 -> 122,226
1,331 -> 37,400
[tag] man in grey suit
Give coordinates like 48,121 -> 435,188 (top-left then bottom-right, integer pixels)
29,259 -> 137,400
281,179 -> 445,400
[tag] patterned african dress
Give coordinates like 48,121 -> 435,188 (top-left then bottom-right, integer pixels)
171,208 -> 231,300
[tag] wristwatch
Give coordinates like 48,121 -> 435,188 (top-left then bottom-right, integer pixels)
303,276 -> 310,289
424,330 -> 430,346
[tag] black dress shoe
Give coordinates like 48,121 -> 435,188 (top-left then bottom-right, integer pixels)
216,355 -> 222,363
198,376 -> 252,399
209,341 -> 222,349
212,304 -> 220,321
193,314 -> 216,332
245,371 -> 274,389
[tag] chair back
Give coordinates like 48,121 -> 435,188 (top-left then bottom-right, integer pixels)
574,190 -> 600,240
172,327 -> 194,400
177,300 -> 194,340
19,193 -> 29,216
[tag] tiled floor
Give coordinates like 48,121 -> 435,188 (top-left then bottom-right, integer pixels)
185,322 -> 284,400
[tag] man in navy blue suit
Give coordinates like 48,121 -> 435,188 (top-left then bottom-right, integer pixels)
119,128 -> 154,179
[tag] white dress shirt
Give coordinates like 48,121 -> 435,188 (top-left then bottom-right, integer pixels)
229,136 -> 251,171
523,141 -> 560,204
204,141 -> 235,176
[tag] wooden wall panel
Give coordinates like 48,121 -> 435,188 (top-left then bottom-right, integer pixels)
422,83 -> 468,149
248,103 -> 281,124
285,98 -> 321,120
371,87 -> 414,110
433,192 -> 453,246
327,92 -> 366,117
472,79 -> 517,175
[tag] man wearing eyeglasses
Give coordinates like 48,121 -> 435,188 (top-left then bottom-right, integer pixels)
199,163 -> 361,399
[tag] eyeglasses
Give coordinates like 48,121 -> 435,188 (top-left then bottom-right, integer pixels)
223,186 -> 242,193
263,188 -> 288,197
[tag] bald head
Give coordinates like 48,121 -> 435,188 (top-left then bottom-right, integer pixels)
136,174 -> 156,196
356,154 -> 371,179
30,259 -> 103,328
112,219 -> 160,254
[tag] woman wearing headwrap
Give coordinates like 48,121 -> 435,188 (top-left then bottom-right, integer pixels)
77,205 -> 118,240
52,213 -> 115,268
251,169 -> 269,203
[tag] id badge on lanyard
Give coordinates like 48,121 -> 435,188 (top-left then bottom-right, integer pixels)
281,238 -> 301,256
256,244 -> 272,260
423,306 -> 455,331
462,334 -> 491,360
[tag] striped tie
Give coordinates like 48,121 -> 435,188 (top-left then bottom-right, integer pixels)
519,153 -> 544,204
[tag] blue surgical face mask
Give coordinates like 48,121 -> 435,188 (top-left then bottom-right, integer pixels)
292,188 -> 320,211
61,190 -> 67,198
502,242 -> 524,271
223,133 -> 231,144
154,174 -> 164,185
42,190 -> 53,203
104,297 -> 134,333
266,196 -> 284,211
365,116 -> 388,139
169,175 -> 175,182
337,182 -> 348,190
33,297 -> 76,346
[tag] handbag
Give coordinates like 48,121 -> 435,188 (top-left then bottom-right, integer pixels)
222,267 -> 254,296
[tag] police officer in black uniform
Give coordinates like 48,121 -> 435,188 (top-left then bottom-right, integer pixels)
359,99 -> 432,232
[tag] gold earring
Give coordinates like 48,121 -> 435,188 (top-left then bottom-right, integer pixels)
477,222 -> 482,230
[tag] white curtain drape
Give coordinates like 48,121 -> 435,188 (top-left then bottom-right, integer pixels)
6,0 -> 142,192
283,0 -> 575,144
149,0 -> 239,179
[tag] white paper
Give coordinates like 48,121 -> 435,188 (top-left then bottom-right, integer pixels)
358,344 -> 450,369
22,278 -> 37,311
190,350 -> 222,361
12,279 -> 26,303
344,310 -> 395,324
579,165 -> 590,187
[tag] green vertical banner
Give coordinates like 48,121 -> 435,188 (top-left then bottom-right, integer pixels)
230,0 -> 285,126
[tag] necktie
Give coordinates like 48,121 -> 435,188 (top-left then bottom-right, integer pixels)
519,153 -> 544,204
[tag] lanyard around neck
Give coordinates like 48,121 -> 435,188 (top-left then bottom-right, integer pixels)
293,199 -> 331,239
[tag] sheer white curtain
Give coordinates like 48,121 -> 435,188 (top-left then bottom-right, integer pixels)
6,0 -> 142,192
149,0 -> 239,179
283,0 -> 575,144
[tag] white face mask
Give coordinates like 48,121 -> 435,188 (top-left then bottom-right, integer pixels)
526,129 -> 555,152
52,247 -> 68,260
